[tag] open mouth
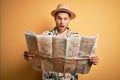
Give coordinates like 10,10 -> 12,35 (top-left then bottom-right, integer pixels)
59,26 -> 64,28
58,26 -> 66,32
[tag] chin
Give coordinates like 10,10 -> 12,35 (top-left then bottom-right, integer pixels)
58,28 -> 66,33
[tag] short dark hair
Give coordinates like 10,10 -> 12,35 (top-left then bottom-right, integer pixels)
55,11 -> 71,18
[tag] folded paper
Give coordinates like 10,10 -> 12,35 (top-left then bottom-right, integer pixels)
25,31 -> 99,74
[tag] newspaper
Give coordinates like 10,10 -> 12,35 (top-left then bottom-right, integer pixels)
25,31 -> 99,74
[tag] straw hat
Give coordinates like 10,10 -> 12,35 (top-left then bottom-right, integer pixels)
51,3 -> 76,19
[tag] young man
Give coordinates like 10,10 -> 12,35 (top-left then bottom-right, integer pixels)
24,3 -> 99,80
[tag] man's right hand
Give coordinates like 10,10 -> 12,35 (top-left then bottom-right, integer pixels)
24,51 -> 35,61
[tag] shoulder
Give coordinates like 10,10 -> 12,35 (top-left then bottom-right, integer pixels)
41,27 -> 57,36
41,30 -> 53,35
67,29 -> 80,37
70,32 -> 81,37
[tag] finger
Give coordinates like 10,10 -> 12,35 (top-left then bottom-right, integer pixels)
24,51 -> 30,54
92,59 -> 99,62
89,55 -> 95,58
24,52 -> 35,57
92,57 -> 99,61
24,54 -> 35,57
91,60 -> 99,63
24,56 -> 33,61
90,55 -> 98,59
89,58 -> 98,62
92,60 -> 99,65
91,57 -> 99,60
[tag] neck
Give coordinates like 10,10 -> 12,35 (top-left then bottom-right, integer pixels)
58,29 -> 67,36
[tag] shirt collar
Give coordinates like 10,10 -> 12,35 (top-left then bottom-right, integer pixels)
51,26 -> 72,37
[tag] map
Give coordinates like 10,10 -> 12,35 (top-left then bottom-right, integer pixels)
25,31 -> 99,74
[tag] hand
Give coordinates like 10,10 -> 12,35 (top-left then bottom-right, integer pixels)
24,51 -> 35,61
89,54 -> 99,65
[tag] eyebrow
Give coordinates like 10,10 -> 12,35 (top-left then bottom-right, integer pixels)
55,11 -> 71,17
56,16 -> 69,20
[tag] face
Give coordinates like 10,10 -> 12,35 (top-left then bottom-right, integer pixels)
55,12 -> 71,33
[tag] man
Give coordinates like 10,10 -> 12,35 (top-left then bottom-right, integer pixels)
24,3 -> 99,80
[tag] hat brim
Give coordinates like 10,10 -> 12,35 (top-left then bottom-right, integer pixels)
51,9 -> 76,19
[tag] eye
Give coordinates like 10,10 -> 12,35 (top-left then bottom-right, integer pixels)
56,16 -> 62,20
64,17 -> 68,20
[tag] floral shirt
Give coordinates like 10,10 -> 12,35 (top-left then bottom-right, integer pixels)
42,27 -> 80,80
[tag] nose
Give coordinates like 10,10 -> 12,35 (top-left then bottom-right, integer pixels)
61,19 -> 64,24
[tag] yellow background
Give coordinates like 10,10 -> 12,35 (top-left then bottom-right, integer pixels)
1,0 -> 120,80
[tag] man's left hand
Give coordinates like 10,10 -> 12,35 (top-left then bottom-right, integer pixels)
89,55 -> 99,65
